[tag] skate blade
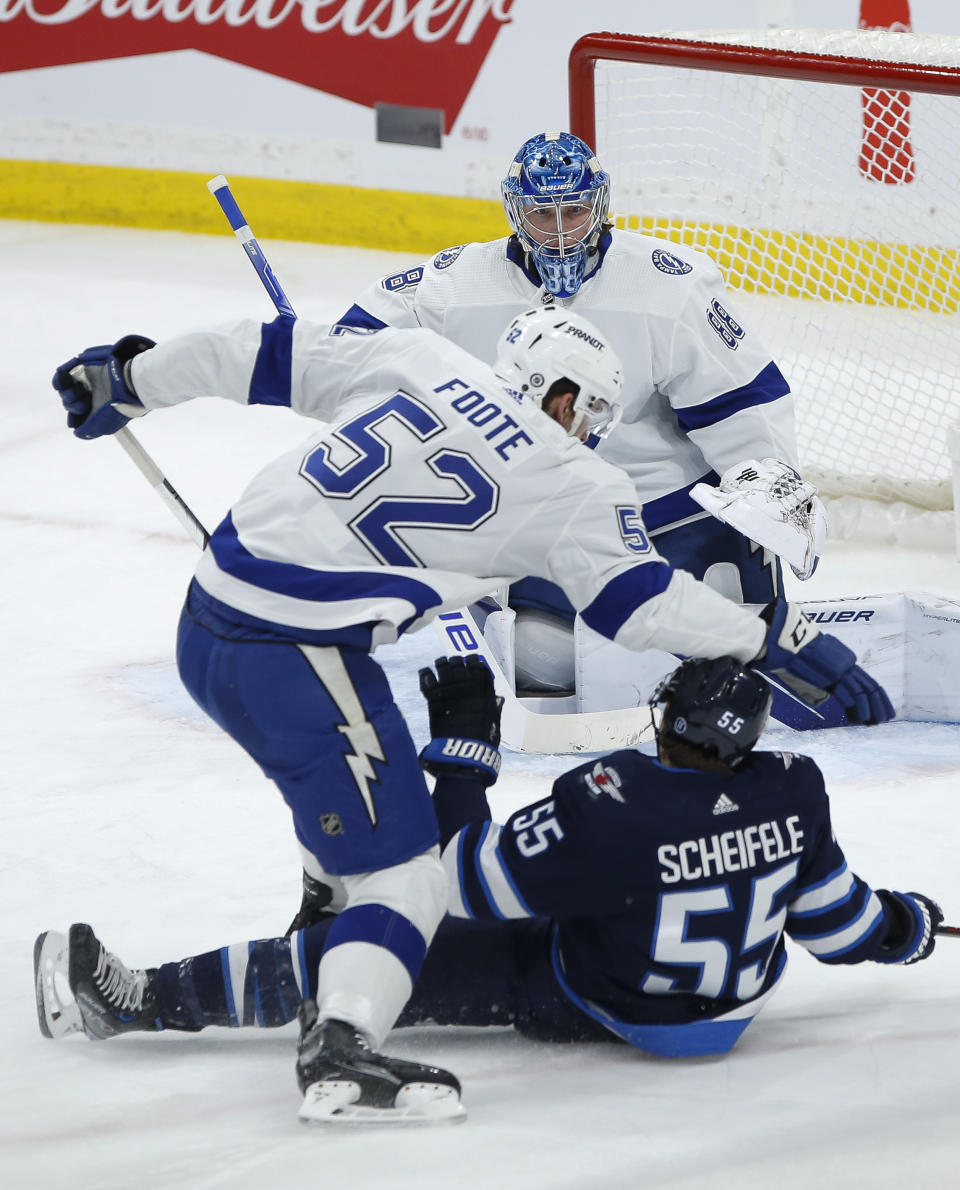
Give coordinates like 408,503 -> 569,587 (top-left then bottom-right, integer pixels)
33,931 -> 83,1040
298,1079 -> 466,1127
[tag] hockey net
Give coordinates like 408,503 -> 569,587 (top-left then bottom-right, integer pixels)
569,28 -> 960,534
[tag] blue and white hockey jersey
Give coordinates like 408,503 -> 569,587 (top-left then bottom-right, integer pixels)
337,231 -> 796,533
439,748 -> 890,1044
129,316 -> 766,660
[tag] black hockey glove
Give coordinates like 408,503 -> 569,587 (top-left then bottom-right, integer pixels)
52,334 -> 155,439
756,599 -> 894,725
284,870 -> 337,937
873,889 -> 943,965
418,655 -> 503,786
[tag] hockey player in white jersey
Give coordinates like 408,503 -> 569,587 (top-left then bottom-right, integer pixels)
337,131 -> 827,722
50,306 -> 889,1124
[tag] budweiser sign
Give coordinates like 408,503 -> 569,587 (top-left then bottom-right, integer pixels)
0,0 -> 515,131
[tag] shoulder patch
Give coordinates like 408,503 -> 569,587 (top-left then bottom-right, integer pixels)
381,266 -> 424,293
651,248 -> 693,276
582,760 -> 625,803
433,244 -> 466,270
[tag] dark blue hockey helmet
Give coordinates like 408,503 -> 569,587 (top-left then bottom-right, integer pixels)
502,131 -> 611,299
651,657 -> 772,768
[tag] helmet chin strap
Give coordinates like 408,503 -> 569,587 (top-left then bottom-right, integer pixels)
567,409 -> 589,440
543,390 -> 587,440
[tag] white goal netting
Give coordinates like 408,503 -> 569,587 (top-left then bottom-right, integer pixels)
587,28 -> 960,517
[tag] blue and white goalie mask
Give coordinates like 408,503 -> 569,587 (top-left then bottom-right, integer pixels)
502,131 -> 611,299
494,306 -> 623,442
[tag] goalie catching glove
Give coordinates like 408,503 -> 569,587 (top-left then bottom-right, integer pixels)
52,335 -> 155,439
418,655 -> 503,786
691,458 -> 827,580
757,599 -> 894,725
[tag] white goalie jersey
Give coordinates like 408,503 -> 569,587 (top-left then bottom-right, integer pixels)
338,230 -> 798,536
128,317 -> 765,662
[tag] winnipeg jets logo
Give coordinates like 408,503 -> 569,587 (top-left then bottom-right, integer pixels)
584,762 -> 624,802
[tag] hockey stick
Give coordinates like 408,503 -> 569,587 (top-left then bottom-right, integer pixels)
105,173 -> 289,554
207,175 -> 296,318
433,604 -> 653,754
936,924 -> 960,937
205,175 -> 653,755
114,426 -> 209,549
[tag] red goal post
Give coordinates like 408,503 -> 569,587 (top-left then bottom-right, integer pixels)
568,29 -> 960,523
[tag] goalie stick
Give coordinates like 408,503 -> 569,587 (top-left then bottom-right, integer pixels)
433,604 -> 652,754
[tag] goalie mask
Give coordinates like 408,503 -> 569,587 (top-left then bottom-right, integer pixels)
502,131 -> 611,299
494,306 -> 623,441
651,657 -> 772,769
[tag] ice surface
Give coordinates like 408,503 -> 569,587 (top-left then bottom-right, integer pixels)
2,221 -> 959,1189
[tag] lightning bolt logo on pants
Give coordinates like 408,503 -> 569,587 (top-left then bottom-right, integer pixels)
748,539 -> 780,600
299,645 -> 386,828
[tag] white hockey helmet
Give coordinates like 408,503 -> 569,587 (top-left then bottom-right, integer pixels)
494,306 -> 623,441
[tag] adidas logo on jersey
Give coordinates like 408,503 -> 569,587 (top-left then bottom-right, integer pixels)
712,793 -> 739,816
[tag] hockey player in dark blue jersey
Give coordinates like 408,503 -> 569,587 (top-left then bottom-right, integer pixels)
34,655 -> 940,1103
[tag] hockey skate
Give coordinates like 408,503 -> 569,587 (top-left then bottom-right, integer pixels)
33,923 -> 161,1040
296,1000 -> 465,1125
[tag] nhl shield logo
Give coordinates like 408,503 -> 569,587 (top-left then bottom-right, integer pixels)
320,813 -> 344,836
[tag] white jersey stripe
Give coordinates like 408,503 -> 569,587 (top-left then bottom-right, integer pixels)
475,824 -> 532,919
789,864 -> 855,916
221,943 -> 251,1026
291,931 -> 308,998
794,893 -> 884,957
441,832 -> 472,918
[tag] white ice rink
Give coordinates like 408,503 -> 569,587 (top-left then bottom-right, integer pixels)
3,219 -> 960,1189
